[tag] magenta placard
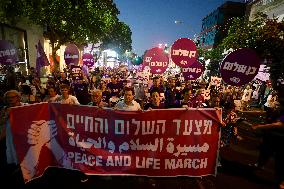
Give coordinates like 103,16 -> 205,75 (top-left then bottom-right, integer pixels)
0,40 -> 18,65
82,53 -> 94,67
170,38 -> 197,67
64,43 -> 79,65
142,47 -> 161,70
182,61 -> 204,80
220,48 -> 260,86
146,48 -> 169,74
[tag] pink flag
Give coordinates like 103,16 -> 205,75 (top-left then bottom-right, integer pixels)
36,40 -> 49,75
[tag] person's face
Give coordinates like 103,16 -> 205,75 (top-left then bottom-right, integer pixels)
92,76 -> 96,82
92,93 -> 102,104
183,91 -> 190,101
100,82 -> 106,89
196,90 -> 202,96
235,87 -> 239,92
60,88 -> 69,98
61,73 -> 66,79
151,92 -> 160,104
111,77 -> 117,83
5,92 -> 21,107
170,80 -> 176,88
124,90 -> 134,104
153,78 -> 160,86
211,97 -> 220,107
48,88 -> 57,97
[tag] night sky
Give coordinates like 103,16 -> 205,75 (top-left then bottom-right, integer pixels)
114,0 -> 244,56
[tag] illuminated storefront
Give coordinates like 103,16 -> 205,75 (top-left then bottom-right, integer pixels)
0,23 -> 29,74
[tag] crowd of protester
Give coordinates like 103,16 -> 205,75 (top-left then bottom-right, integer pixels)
0,64 -> 283,188
0,65 -> 279,111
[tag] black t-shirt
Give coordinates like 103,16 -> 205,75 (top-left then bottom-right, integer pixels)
102,90 -> 111,103
73,83 -> 90,105
144,102 -> 165,110
107,82 -> 122,97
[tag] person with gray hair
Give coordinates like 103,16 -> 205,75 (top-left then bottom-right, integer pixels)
3,90 -> 22,108
88,89 -> 108,108
1,90 -> 23,139
0,90 -> 26,186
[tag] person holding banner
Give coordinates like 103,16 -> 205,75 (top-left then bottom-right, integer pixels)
0,90 -> 25,186
252,115 -> 284,189
43,86 -> 60,102
88,89 -> 108,108
115,87 -> 141,111
180,88 -> 194,108
192,89 -> 205,108
144,91 -> 165,110
55,84 -> 80,105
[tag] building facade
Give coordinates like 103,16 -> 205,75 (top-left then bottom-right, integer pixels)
0,19 -> 44,75
247,0 -> 284,21
199,1 -> 246,49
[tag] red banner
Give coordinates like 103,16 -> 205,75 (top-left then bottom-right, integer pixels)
9,103 -> 221,183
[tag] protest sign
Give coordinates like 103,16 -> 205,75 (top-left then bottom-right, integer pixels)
220,48 -> 260,86
64,43 -> 79,66
170,38 -> 197,67
10,103 -> 221,183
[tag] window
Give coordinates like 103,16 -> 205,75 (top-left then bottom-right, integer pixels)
0,24 -> 27,63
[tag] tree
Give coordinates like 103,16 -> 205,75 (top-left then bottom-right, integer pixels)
199,12 -> 284,103
220,13 -> 284,106
0,0 -> 132,70
198,46 -> 223,78
100,21 -> 132,55
0,0 -> 26,24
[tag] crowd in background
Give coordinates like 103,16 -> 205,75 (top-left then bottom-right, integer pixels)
0,64 -> 283,188
0,65 -> 279,112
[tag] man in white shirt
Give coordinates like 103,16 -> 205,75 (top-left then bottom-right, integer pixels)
115,87 -> 141,111
55,84 -> 80,105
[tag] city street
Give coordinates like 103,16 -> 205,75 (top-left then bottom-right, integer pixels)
1,0 -> 284,189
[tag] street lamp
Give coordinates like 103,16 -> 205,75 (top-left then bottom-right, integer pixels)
174,20 -> 183,24
174,20 -> 199,42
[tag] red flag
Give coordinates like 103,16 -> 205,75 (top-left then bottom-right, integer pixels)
36,40 -> 49,75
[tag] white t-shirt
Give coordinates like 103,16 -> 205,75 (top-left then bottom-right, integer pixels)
115,100 -> 141,111
55,95 -> 80,105
241,89 -> 252,102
